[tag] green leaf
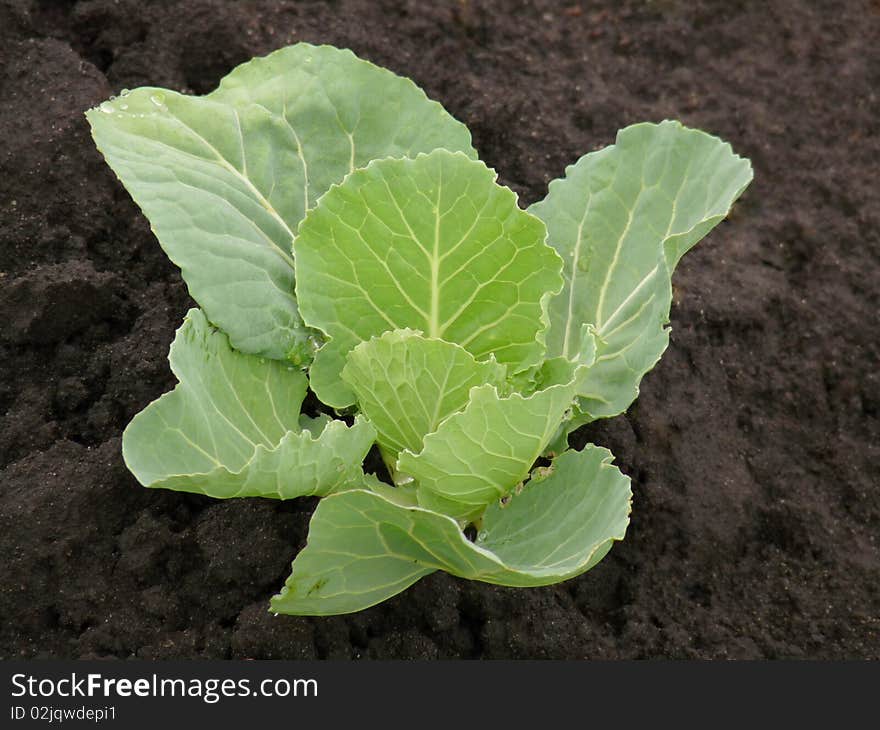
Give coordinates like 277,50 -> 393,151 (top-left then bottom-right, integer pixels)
396,376 -> 583,521
294,149 -> 563,408
298,413 -> 333,438
477,446 -> 630,577
271,446 -> 631,615
512,340 -> 599,457
509,325 -> 597,397
528,120 -> 753,419
209,43 -> 477,203
122,309 -> 375,499
340,329 -> 506,460
87,43 -> 475,362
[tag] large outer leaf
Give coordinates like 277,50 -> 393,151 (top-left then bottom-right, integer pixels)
528,120 -> 753,419
209,44 -> 477,205
341,329 -> 506,459
123,309 -> 375,499
295,149 -> 563,407
87,43 -> 475,362
397,379 -> 582,520
271,446 -> 631,615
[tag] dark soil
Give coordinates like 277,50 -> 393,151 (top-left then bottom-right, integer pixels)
1,0 -> 878,659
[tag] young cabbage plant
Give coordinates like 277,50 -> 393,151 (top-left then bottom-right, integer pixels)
87,43 -> 753,615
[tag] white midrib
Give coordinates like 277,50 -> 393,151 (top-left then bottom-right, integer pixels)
562,200 -> 591,358
278,95 -> 310,218
170,114 -> 297,271
429,172 -> 443,337
346,131 -> 356,174
429,205 -> 441,337
598,263 -> 659,337
594,204 -> 635,330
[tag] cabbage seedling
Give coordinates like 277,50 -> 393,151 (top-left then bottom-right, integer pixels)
87,43 -> 752,615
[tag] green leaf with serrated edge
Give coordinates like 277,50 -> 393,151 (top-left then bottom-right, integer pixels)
519,333 -> 598,457
271,446 -> 630,615
87,43 -> 475,362
396,375 -> 582,521
341,329 -> 507,460
477,446 -> 630,574
294,149 -> 563,408
510,324 -> 597,397
122,309 -> 376,499
141,419 -> 377,499
298,413 -> 333,437
528,120 -> 752,420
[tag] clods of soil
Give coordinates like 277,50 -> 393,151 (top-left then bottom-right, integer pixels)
1,0 -> 878,658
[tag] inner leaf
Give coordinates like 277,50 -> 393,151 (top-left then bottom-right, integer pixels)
396,374 -> 583,521
341,329 -> 507,460
295,149 -> 564,408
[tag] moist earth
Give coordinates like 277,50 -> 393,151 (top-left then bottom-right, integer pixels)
0,0 -> 878,659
